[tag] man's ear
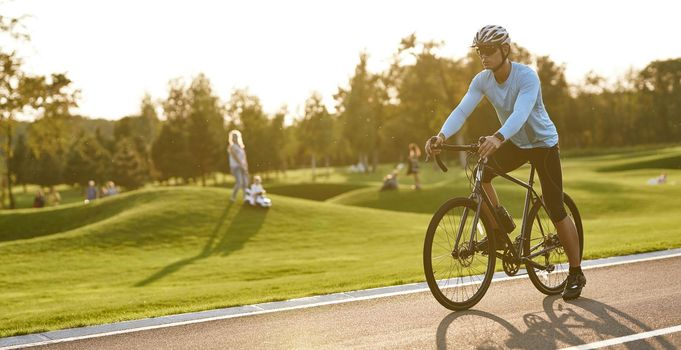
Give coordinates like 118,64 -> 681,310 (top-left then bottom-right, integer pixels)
502,44 -> 510,56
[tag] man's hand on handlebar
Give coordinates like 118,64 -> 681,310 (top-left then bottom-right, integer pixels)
478,135 -> 503,159
425,133 -> 446,158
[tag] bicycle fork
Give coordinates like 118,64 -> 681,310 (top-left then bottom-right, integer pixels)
452,162 -> 487,258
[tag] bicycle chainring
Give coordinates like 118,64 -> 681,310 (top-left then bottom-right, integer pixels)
502,248 -> 520,276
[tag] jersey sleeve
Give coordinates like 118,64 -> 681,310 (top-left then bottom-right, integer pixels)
497,70 -> 540,140
439,74 -> 485,139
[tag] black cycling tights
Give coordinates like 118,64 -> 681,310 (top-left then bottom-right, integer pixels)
481,142 -> 567,223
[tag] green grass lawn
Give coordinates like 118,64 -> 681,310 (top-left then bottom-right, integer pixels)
1,146 -> 681,337
266,183 -> 368,201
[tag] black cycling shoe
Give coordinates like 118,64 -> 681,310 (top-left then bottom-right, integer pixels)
562,273 -> 587,300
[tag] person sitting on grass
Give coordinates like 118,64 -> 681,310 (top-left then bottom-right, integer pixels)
380,164 -> 404,191
47,186 -> 61,206
106,181 -> 119,195
33,189 -> 46,208
245,175 -> 272,207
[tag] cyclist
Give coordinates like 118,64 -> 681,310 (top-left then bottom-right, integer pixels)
425,25 -> 586,300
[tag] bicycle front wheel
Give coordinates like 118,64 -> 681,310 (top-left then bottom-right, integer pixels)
423,197 -> 496,310
524,193 -> 584,295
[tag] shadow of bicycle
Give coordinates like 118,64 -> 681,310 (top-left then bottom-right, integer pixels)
436,296 -> 674,349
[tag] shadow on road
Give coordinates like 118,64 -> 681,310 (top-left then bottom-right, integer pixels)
436,296 -> 674,349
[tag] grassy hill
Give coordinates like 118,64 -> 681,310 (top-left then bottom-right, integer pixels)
0,187 -> 428,337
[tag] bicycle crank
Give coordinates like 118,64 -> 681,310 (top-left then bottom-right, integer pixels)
502,248 -> 520,276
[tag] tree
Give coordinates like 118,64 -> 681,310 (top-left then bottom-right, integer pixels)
139,93 -> 161,141
112,138 -> 147,189
114,106 -> 160,148
152,79 -> 193,182
536,55 -> 569,141
298,93 -> 333,179
64,133 -> 112,186
0,51 -> 26,208
151,122 -> 192,182
385,35 -> 471,166
186,73 -> 225,185
637,58 -> 681,143
263,106 -> 287,176
25,149 -> 62,187
11,134 -> 29,192
1,47 -> 77,208
335,52 -> 386,172
23,74 -> 78,186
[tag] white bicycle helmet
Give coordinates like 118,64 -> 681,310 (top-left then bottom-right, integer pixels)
472,25 -> 511,47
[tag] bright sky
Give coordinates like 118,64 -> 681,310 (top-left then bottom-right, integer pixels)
3,0 -> 680,120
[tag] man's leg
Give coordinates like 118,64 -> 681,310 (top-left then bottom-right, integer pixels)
481,182 -> 500,232
531,146 -> 585,300
532,149 -> 581,268
557,213 -> 586,300
556,215 -> 581,267
480,142 -> 526,236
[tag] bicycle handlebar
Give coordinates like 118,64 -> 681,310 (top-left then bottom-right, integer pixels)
428,137 -> 479,172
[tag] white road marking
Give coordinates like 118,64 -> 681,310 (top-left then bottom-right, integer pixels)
560,324 -> 681,350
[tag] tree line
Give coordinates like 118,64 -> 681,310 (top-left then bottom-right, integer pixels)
2,31 -> 680,209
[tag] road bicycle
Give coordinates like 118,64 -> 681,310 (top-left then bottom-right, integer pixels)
423,140 -> 583,310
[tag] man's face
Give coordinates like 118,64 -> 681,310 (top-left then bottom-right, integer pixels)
476,45 -> 503,70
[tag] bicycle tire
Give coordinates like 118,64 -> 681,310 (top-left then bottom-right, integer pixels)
423,197 -> 497,310
524,193 -> 584,295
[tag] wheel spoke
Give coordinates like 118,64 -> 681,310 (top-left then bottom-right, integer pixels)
425,200 -> 494,309
525,196 -> 581,294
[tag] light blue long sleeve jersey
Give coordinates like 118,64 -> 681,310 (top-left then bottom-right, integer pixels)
440,62 -> 558,149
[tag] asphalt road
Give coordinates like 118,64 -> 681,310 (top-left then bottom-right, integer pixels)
31,256 -> 681,349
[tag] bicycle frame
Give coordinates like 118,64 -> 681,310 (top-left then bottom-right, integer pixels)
454,156 -> 557,271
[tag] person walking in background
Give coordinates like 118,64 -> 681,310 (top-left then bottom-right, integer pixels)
85,180 -> 98,203
407,143 -> 422,190
228,130 -> 249,202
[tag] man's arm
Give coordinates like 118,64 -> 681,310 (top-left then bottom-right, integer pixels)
496,70 -> 540,140
439,76 -> 484,140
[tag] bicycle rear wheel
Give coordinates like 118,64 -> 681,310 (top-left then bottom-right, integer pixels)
524,193 -> 584,295
423,197 -> 496,310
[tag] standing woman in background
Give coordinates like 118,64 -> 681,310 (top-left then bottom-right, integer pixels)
228,130 -> 249,202
407,143 -> 422,190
